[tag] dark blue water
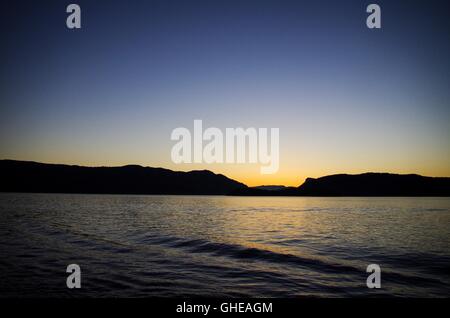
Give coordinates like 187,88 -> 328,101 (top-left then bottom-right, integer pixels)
0,193 -> 449,297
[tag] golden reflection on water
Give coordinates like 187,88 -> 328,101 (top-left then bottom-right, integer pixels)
124,196 -> 450,258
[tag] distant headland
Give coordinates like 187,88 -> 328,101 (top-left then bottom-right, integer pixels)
1,160 -> 449,196
231,173 -> 450,196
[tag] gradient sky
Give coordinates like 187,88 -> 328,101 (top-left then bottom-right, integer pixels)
1,0 -> 449,186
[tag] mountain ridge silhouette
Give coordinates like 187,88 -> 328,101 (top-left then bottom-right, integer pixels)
0,160 -> 246,195
1,160 -> 450,196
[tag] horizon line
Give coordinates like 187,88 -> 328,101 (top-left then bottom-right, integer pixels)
2,158 -> 449,188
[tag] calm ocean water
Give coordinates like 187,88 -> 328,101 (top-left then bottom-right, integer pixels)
0,193 -> 449,297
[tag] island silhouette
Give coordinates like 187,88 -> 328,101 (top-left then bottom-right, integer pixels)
1,160 -> 449,196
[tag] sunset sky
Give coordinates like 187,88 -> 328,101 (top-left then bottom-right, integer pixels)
1,0 -> 449,186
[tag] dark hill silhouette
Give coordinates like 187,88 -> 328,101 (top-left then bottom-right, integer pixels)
297,173 -> 450,196
231,173 -> 450,196
0,160 -> 247,195
2,160 -> 450,196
